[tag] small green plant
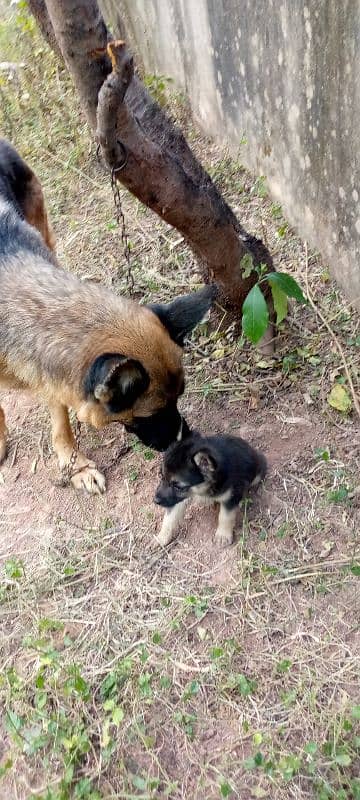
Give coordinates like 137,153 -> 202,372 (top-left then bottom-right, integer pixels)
4,558 -> 24,580
276,659 -> 292,674
219,780 -> 234,797
315,447 -> 331,462
270,202 -> 283,219
240,258 -> 307,344
174,710 -> 197,740
252,175 -> 268,198
327,485 -> 350,504
222,672 -> 257,697
184,594 -> 209,619
144,73 -> 173,106
182,679 -> 200,701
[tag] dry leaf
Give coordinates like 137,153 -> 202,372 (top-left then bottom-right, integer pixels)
319,540 -> 335,559
212,348 -> 225,359
327,384 -> 352,413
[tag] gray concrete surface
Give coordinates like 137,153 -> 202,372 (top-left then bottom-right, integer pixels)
100,0 -> 360,308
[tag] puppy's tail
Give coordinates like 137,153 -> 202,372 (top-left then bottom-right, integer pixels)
251,450 -> 267,488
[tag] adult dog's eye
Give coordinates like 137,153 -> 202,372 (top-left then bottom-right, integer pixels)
172,481 -> 189,492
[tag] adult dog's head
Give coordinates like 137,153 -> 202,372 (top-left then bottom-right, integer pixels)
82,285 -> 217,450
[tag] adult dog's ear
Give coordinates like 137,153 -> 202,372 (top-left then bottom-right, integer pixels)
84,353 -> 149,412
148,284 -> 218,346
193,448 -> 217,478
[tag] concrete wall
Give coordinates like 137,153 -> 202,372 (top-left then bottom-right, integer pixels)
100,0 -> 360,308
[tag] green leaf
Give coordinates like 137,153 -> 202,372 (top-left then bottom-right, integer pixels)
276,659 -> 292,673
270,282 -> 288,325
4,559 -> 24,580
6,709 -> 23,733
236,673 -> 257,696
304,741 -> 318,755
334,752 -> 351,766
132,775 -> 147,791
103,698 -> 115,712
315,447 -> 330,462
210,647 -> 224,660
351,705 -> 360,719
112,706 -> 124,726
240,253 -> 254,279
350,565 -> 360,576
243,756 -> 257,770
35,691 -> 47,709
267,272 -> 307,303
242,285 -> 269,344
220,781 -> 233,798
327,384 -> 352,413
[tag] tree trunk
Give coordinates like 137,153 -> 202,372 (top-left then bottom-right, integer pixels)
28,0 -> 274,310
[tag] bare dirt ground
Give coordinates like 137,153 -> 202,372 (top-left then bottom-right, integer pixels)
0,11 -> 359,800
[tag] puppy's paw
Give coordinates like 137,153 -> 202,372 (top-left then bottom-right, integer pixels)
71,461 -> 106,495
155,530 -> 174,547
214,527 -> 233,548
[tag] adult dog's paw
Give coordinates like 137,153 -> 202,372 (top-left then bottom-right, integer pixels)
71,461 -> 106,495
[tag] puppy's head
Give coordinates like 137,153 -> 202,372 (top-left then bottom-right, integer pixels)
154,434 -> 218,507
82,286 -> 216,451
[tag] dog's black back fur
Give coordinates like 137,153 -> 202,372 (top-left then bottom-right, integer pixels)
0,139 -> 55,263
0,138 -> 34,217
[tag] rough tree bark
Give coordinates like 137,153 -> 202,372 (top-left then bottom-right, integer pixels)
28,0 -> 274,311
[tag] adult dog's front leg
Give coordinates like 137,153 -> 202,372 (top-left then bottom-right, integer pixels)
49,402 -> 106,495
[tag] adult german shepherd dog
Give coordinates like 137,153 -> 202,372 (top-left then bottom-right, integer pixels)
0,139 -> 216,493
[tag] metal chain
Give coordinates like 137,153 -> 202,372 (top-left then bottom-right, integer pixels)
56,419 -> 82,488
96,141 -> 134,294
111,159 -> 134,295
55,145 -> 133,489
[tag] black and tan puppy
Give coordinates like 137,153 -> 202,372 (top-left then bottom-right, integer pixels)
0,139 -> 216,492
155,432 -> 267,547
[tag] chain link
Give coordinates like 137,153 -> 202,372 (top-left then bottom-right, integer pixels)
56,419 -> 82,488
96,141 -> 134,294
110,152 -> 134,295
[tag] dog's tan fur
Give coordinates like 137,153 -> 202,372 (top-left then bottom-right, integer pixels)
21,171 -> 56,253
0,136 -> 202,492
1,141 -> 217,492
0,249 -> 184,491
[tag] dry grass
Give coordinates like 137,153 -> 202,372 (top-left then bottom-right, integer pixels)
0,7 -> 359,800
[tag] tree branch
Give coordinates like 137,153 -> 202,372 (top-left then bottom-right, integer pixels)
27,0 -> 62,58
32,0 -> 274,313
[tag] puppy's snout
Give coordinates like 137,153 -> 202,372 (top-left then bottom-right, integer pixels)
154,482 -> 178,508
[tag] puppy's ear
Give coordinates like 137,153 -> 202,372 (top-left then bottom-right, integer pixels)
193,448 -> 216,478
148,284 -> 218,346
84,353 -> 149,412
